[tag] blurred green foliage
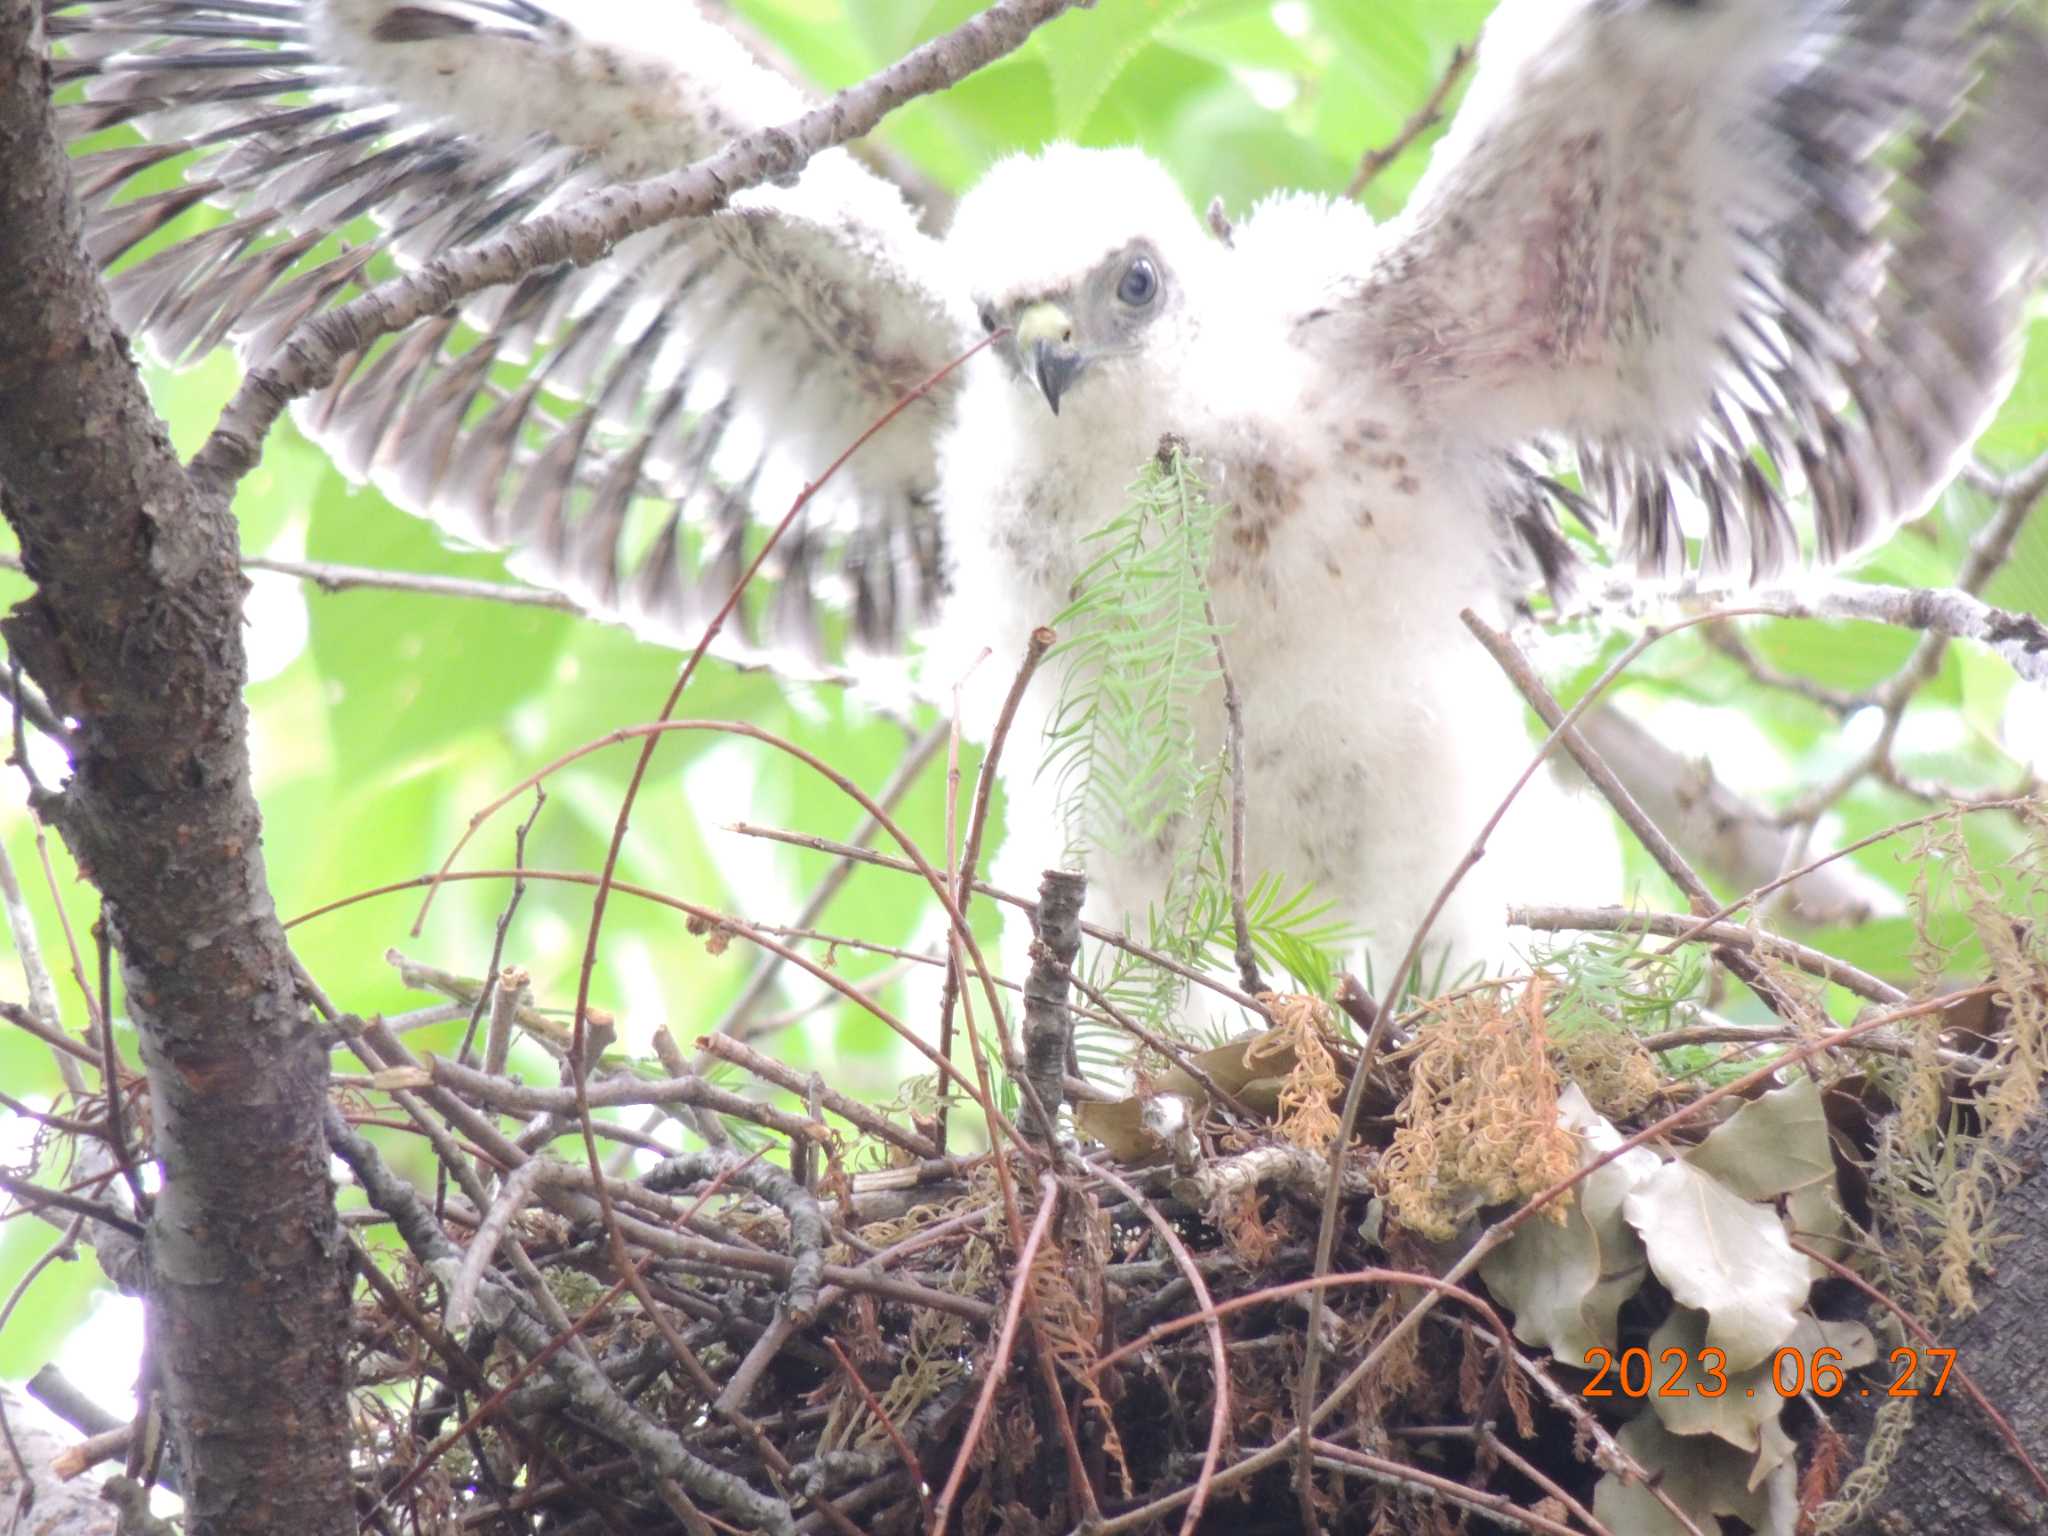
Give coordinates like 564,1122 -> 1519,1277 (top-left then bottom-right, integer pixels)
1,0 -> 2044,1379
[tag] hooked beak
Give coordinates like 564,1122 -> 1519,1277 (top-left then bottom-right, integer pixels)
1014,301 -> 1085,415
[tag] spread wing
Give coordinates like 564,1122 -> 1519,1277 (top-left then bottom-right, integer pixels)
46,0 -> 974,663
1330,0 -> 2048,590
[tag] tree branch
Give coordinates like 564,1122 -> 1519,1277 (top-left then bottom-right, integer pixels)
0,6 -> 353,1532
1692,579 -> 2047,684
1576,707 -> 1897,926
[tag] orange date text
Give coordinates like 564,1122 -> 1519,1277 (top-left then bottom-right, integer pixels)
1579,1345 -> 1954,1399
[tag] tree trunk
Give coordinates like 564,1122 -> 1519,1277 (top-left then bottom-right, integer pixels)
0,6 -> 353,1533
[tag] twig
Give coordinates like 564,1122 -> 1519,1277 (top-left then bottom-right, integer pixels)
938,627 -> 1053,1152
1090,1161 -> 1229,1536
743,926 -> 955,973
345,1074 -> 502,1225
1090,1268 -> 1514,1388
427,1055 -> 829,1144
1508,903 -> 1905,1004
91,911 -> 145,1213
1680,579 -> 2048,685
1309,1440 -> 1580,1536
1475,1426 -> 1613,1536
823,1337 -> 927,1527
0,1091 -> 96,1137
35,829 -> 101,1041
446,1158 -> 548,1334
0,999 -> 96,1069
1464,614 -> 1714,910
707,721 -> 945,1044
1060,964 -> 1263,1122
930,1173 -> 1060,1534
0,840 -> 83,1094
0,1170 -> 145,1238
1962,446 -> 2048,506
1345,43 -> 1475,197
1493,1332 -> 1700,1529
1206,610 -> 1263,996
2,647 -> 75,758
695,1032 -> 939,1159
958,630 -> 1053,916
1633,1015 -> 1980,1069
52,1424 -> 132,1481
1703,622 -> 1859,715
25,549 -> 867,690
247,555 -> 580,611
1646,796 -> 2042,962
1465,610 -> 1824,1032
462,786 -> 544,1074
643,1150 -> 827,1323
712,960 -> 922,1038
1779,483 -> 2045,824
480,967 -> 528,1083
725,824 -> 1275,1022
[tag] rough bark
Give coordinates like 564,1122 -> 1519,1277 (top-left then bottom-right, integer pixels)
1843,1100 -> 2048,1534
0,6 -> 352,1534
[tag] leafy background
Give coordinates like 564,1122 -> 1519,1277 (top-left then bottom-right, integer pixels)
2,0 -> 2044,1391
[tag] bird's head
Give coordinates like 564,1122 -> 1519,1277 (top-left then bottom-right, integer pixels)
947,144 -> 1212,416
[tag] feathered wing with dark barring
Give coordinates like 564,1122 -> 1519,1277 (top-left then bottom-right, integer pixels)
1338,0 -> 2048,596
46,0 -> 973,667
41,0 -> 2048,656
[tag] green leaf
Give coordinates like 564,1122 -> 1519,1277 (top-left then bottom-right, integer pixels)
301,466 -> 571,782
1045,0 -> 1205,136
0,1221 -> 101,1376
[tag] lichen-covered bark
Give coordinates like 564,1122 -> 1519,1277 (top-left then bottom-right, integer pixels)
0,6 -> 352,1532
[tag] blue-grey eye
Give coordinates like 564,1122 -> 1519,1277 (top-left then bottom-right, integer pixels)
1117,257 -> 1159,307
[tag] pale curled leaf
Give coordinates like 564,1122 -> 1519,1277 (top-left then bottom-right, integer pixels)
1785,1177 -> 1850,1280
1592,1412 -> 1798,1536
1684,1076 -> 1833,1201
1624,1160 -> 1809,1372
1646,1306 -> 1781,1454
1798,1315 -> 1877,1371
1646,1307 -> 1879,1461
1751,1416 -> 1798,1495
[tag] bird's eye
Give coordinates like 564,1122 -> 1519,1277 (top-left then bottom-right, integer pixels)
1116,257 -> 1159,307
978,304 -> 997,334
